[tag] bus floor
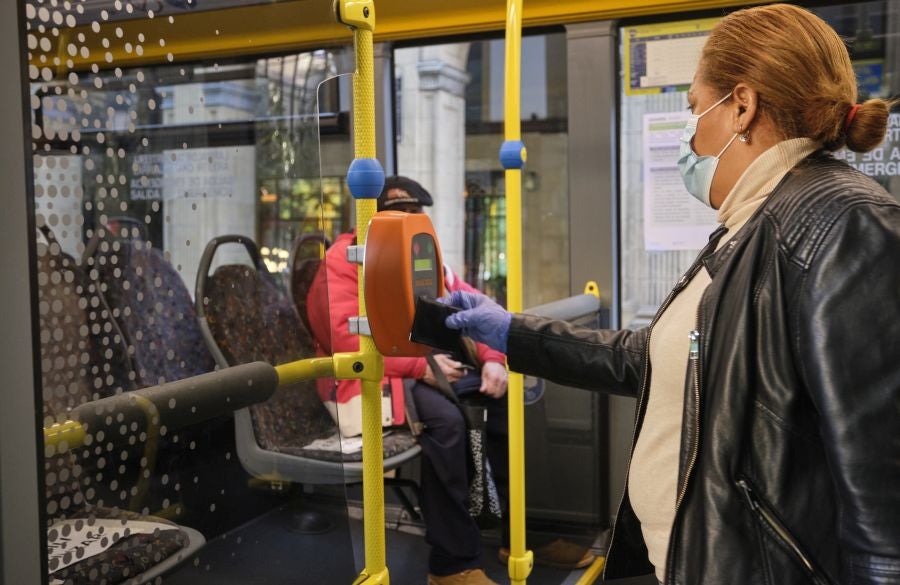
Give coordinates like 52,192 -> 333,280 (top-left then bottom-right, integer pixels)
161,493 -> 658,585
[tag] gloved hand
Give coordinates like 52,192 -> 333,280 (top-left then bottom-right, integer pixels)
441,291 -> 512,353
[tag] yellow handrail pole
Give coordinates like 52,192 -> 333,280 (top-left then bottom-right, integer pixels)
499,0 -> 533,583
43,420 -> 86,452
574,556 -> 607,585
275,357 -> 336,386
335,1 -> 389,583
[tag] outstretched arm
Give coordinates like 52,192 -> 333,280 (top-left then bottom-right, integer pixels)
444,291 -> 646,396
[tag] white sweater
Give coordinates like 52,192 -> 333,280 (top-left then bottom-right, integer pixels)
628,138 -> 820,582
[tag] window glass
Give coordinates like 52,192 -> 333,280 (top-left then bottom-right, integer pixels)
394,32 -> 569,307
26,1 -> 359,582
617,1 -> 900,328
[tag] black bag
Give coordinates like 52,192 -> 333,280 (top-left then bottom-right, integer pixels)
425,355 -> 502,528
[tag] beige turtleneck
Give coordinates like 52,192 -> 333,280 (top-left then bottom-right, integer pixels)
628,138 -> 819,582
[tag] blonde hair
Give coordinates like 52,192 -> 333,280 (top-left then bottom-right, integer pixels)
701,3 -> 893,153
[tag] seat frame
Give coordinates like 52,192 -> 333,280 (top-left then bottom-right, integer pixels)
195,234 -> 420,486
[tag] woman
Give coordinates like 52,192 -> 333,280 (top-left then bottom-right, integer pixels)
444,5 -> 899,585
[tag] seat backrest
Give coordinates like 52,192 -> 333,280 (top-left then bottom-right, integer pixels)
36,226 -> 136,522
86,229 -> 216,387
287,233 -> 331,336
196,236 -> 336,455
38,227 -> 136,418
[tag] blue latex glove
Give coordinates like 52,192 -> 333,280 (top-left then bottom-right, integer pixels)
441,291 -> 512,353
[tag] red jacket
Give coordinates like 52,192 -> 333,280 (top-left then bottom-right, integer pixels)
306,231 -> 506,437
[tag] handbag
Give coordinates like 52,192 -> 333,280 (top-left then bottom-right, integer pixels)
425,354 -> 502,528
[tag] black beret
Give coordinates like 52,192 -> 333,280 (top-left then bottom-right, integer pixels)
377,176 -> 434,211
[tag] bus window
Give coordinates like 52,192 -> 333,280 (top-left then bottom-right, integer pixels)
617,1 -> 900,328
394,32 -> 570,308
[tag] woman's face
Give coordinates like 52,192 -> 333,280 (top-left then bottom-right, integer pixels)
686,74 -> 745,207
686,79 -> 735,160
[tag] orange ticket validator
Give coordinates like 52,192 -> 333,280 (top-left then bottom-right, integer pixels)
364,211 -> 444,357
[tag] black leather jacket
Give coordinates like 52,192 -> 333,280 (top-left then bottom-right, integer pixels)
507,153 -> 900,585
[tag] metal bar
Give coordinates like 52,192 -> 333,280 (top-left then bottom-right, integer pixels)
337,1 -> 389,582
574,556 -> 607,585
276,357 -> 336,385
0,0 -> 43,581
502,1 -> 533,583
47,362 -> 279,449
523,294 -> 601,321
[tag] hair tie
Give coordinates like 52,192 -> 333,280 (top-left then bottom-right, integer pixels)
844,104 -> 861,132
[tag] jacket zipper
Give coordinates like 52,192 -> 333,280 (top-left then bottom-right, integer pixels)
676,327 -> 701,511
664,321 -> 703,584
605,271 -> 693,579
737,479 -> 833,585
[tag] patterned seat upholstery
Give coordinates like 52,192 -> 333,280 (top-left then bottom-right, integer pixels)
37,229 -> 136,509
88,236 -> 216,386
203,264 -> 338,454
198,237 -> 418,465
48,509 -> 189,585
84,227 -> 219,511
38,233 -> 134,421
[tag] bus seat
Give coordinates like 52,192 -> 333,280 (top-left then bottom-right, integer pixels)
38,226 -> 135,417
287,233 -> 331,337
195,235 -> 421,485
82,220 -> 216,387
82,221 -> 221,517
36,225 -> 203,585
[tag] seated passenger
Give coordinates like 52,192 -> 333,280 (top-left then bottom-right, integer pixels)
307,176 -> 595,583
306,176 -> 508,585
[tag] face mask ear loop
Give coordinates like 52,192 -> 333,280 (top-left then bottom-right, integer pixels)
716,132 -> 740,158
697,92 -> 733,118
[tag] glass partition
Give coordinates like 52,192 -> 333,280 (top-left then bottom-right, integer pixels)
25,1 -> 360,583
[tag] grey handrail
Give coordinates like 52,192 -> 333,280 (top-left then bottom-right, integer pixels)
67,361 -> 278,438
523,293 -> 601,321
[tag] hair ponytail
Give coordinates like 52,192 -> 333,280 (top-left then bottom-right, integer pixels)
845,99 -> 894,154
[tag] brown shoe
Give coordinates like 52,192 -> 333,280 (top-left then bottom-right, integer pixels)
498,539 -> 596,570
427,568 -> 499,585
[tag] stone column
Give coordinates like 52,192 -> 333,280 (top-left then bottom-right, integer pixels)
395,44 -> 470,276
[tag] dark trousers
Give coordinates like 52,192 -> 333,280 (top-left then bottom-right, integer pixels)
411,373 -> 508,576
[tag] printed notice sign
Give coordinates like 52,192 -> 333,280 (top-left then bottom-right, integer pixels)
130,153 -> 163,201
643,112 -> 718,251
624,18 -> 720,96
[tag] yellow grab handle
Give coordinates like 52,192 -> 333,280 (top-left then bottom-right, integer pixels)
336,0 -> 388,582
500,0 -> 531,583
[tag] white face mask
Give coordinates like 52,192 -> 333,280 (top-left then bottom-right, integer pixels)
676,92 -> 739,207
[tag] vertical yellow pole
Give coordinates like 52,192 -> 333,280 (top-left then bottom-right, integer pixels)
336,2 -> 389,583
499,1 -> 532,583
355,28 -> 388,584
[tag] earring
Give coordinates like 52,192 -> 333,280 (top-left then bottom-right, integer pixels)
739,131 -> 751,144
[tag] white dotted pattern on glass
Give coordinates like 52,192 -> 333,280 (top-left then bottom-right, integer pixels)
26,1 -> 356,583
